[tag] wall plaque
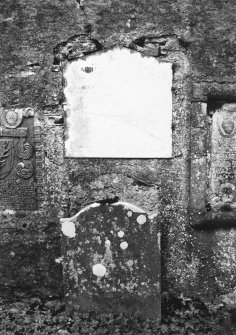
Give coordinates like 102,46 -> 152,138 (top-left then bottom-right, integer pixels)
190,103 -> 236,227
0,108 -> 43,211
63,46 -> 172,158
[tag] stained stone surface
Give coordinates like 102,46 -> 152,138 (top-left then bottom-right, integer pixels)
60,201 -> 160,318
63,47 -> 172,158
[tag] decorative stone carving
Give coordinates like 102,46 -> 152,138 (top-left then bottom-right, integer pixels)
219,118 -> 236,137
16,140 -> 33,160
16,161 -> 34,179
60,201 -> 160,319
190,102 -> 236,227
0,108 -> 40,210
0,140 -> 14,179
0,108 -> 34,129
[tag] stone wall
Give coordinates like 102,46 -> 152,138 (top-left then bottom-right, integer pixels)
0,0 -> 236,302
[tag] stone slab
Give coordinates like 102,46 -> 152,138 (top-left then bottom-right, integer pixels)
63,46 -> 172,158
60,201 -> 160,319
190,103 -> 236,227
0,108 -> 42,211
210,105 -> 236,212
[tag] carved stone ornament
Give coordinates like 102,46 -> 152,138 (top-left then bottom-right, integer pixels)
219,118 -> 236,137
16,139 -> 33,160
0,139 -> 14,179
0,108 -> 34,129
16,161 -> 34,179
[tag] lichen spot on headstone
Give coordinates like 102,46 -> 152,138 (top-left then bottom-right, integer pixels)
60,201 -> 160,319
63,46 -> 172,158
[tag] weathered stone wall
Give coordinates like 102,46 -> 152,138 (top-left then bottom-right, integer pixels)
0,0 -> 236,302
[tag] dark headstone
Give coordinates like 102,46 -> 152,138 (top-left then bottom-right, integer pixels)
60,201 -> 160,319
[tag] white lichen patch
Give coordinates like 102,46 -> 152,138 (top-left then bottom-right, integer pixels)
61,221 -> 76,238
126,259 -> 134,267
148,213 -> 158,220
90,203 -> 100,208
103,239 -> 115,270
60,202 -> 102,224
97,236 -> 102,244
1,209 -> 15,215
120,241 -> 128,250
127,211 -> 133,217
118,231 -> 125,238
157,232 -> 161,250
137,214 -> 146,225
92,264 -> 106,277
112,201 -> 145,213
105,239 -> 111,247
19,71 -> 35,78
55,257 -> 63,263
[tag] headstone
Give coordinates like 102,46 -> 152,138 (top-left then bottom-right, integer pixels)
190,103 -> 236,227
210,104 -> 236,220
60,201 -> 160,319
0,108 -> 43,210
63,46 -> 172,158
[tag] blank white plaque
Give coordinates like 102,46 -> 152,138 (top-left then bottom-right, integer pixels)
64,47 -> 172,158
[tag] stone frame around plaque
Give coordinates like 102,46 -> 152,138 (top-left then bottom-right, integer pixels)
190,84 -> 236,228
53,33 -> 189,161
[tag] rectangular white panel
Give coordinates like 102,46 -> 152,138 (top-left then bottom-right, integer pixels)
64,47 -> 172,158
